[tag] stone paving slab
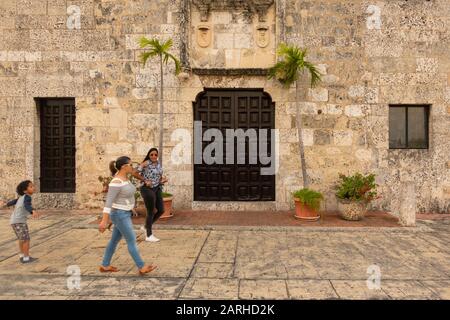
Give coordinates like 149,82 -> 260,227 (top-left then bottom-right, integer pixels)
239,280 -> 289,300
330,280 -> 390,300
420,280 -> 450,299
0,218 -> 55,244
0,296 -> 69,300
153,224 -> 434,233
0,274 -> 186,299
191,263 -> 235,279
1,213 -> 450,299
179,278 -> 239,300
0,215 -> 95,262
286,280 -> 338,299
0,229 -> 208,279
0,275 -> 95,297
380,280 -> 438,300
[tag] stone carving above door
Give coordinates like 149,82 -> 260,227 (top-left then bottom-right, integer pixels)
255,25 -> 270,48
189,0 -> 276,69
191,0 -> 274,22
196,25 -> 212,48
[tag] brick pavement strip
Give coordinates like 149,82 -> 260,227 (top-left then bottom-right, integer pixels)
0,215 -> 450,299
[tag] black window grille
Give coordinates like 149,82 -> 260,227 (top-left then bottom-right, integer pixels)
389,104 -> 430,149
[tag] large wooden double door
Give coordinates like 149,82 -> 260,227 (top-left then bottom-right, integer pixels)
194,89 -> 275,201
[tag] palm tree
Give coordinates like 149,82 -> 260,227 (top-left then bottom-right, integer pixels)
139,37 -> 181,166
268,43 -> 321,188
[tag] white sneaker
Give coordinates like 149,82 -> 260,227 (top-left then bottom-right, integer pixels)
145,235 -> 160,242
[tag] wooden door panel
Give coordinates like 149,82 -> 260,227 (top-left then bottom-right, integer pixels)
40,99 -> 76,193
194,90 -> 275,201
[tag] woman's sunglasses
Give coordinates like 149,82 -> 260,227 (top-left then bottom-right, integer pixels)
127,162 -> 141,170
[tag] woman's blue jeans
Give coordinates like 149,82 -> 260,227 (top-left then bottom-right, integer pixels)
101,209 -> 145,269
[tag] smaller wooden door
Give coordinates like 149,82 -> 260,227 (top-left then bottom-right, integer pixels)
39,99 -> 76,193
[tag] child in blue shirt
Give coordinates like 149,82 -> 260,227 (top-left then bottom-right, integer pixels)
0,180 -> 40,263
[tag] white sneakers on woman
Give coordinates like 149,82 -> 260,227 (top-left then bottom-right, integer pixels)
145,234 -> 160,242
141,225 -> 160,242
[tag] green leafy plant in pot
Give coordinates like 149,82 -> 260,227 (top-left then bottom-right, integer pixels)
335,173 -> 378,221
292,188 -> 323,221
124,174 -> 145,217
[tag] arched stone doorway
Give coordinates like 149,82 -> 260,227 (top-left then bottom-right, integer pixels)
193,88 -> 275,201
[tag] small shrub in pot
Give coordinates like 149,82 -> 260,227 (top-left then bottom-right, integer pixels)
335,173 -> 378,221
292,188 -> 323,221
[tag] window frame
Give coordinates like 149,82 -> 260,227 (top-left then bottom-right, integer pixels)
388,104 -> 430,150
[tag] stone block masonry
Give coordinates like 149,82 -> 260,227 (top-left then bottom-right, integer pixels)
0,0 -> 448,214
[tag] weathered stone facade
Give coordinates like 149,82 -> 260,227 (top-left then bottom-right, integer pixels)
0,0 -> 449,213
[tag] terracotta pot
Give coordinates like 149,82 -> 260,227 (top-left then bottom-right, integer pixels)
337,199 -> 367,221
160,196 -> 174,219
134,200 -> 147,217
294,198 -> 320,221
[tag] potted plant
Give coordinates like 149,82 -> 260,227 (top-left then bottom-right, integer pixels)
335,173 -> 378,221
292,188 -> 323,221
160,192 -> 174,219
129,175 -> 146,217
132,190 -> 147,217
98,175 -> 113,194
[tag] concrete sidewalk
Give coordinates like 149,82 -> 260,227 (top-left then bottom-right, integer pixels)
0,211 -> 449,300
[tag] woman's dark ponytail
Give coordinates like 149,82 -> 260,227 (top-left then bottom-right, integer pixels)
109,161 -> 118,176
109,156 -> 131,176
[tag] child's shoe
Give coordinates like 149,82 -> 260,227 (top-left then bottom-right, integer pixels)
21,257 -> 38,264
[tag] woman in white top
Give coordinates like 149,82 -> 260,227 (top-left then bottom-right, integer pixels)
98,156 -> 157,276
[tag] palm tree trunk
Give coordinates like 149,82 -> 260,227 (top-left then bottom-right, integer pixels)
159,54 -> 164,166
295,80 -> 308,188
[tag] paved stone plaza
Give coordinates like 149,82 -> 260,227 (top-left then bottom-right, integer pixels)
0,211 -> 449,300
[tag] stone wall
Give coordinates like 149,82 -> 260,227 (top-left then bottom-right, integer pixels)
0,0 -> 449,213
283,0 -> 450,213
189,2 -> 276,68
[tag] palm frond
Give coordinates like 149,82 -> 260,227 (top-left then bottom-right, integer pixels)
269,43 -> 322,88
268,61 -> 288,86
139,37 -> 156,50
303,61 -> 322,87
139,51 -> 156,65
161,39 -> 173,52
164,53 -> 181,75
139,36 -> 151,48
138,37 -> 181,75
